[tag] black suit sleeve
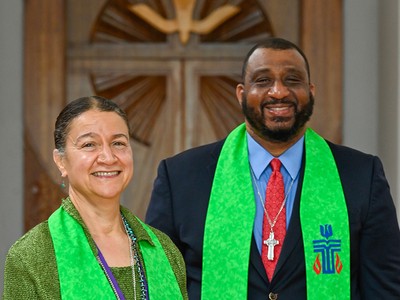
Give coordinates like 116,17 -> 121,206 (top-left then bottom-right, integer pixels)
146,160 -> 182,249
359,156 -> 400,299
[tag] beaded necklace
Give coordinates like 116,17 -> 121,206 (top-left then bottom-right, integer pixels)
121,214 -> 149,300
97,215 -> 148,300
96,247 -> 126,300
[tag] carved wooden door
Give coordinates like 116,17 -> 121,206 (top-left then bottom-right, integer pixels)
24,0 -> 342,229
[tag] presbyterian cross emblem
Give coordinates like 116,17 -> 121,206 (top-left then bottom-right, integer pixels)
313,224 -> 343,274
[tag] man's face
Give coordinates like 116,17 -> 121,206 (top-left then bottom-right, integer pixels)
237,48 -> 315,142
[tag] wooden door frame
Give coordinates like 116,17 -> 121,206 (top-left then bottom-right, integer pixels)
24,0 -> 67,230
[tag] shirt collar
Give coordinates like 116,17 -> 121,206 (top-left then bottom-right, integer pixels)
247,132 -> 304,180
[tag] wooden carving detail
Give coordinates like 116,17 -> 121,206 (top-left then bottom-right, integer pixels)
90,73 -> 166,146
200,75 -> 243,139
90,0 -> 168,43
24,0 -> 342,227
128,0 -> 240,44
91,0 -> 273,44
84,0 -> 274,218
199,1 -> 274,43
90,0 -> 273,147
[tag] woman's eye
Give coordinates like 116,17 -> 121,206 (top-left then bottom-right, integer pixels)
112,141 -> 127,148
80,142 -> 97,150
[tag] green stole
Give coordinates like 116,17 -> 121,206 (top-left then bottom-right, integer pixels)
202,123 -> 350,299
48,205 -> 182,299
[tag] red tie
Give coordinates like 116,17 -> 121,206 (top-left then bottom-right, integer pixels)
262,158 -> 286,281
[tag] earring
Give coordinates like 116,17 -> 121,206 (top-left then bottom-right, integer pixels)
60,179 -> 66,189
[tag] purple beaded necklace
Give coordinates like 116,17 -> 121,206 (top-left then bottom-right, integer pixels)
96,215 -> 149,300
97,246 -> 126,300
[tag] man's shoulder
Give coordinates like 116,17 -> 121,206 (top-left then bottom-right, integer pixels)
326,140 -> 379,174
327,140 -> 375,161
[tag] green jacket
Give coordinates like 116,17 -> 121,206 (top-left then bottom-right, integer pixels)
2,198 -> 188,299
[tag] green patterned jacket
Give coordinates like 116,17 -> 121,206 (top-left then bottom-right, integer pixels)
2,198 -> 188,299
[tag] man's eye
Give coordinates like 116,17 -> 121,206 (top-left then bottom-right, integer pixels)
255,78 -> 272,86
285,76 -> 303,84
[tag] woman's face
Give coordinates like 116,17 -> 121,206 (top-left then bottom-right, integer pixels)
54,109 -> 133,203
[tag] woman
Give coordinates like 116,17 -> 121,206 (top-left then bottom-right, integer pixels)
2,96 -> 188,299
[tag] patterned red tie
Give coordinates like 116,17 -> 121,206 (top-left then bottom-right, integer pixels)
262,158 -> 286,281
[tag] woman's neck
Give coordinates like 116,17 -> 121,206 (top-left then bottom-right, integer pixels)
69,193 -> 131,267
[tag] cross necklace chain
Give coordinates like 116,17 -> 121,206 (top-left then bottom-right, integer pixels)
250,166 -> 294,260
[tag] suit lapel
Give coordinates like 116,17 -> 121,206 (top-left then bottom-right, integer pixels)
249,235 -> 270,284
205,139 -> 225,180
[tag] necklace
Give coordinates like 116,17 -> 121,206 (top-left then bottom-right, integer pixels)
250,166 -> 295,236
122,214 -> 148,300
96,251 -> 125,300
127,230 -> 136,298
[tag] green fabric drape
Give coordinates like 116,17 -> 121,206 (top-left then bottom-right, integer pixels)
49,206 -> 183,299
202,124 -> 350,299
300,128 -> 350,300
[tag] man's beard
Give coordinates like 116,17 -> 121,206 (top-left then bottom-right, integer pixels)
241,92 -> 314,142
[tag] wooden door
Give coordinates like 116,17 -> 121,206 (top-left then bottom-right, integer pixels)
24,0 -> 342,229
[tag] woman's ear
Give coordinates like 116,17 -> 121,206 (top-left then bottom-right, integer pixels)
53,149 -> 67,177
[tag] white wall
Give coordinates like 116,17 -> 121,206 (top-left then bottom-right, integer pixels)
377,0 -> 400,217
343,0 -> 399,219
343,0 -> 379,154
0,0 -> 399,293
398,2 -> 400,216
0,0 -> 24,292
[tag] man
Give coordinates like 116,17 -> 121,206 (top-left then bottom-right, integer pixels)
146,37 -> 400,299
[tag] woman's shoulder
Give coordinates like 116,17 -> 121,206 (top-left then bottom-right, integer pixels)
3,220 -> 61,300
7,220 -> 53,258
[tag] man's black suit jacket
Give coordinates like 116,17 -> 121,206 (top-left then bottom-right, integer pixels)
146,138 -> 400,299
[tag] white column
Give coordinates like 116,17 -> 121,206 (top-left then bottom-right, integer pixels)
344,0 -> 400,220
0,0 -> 24,292
378,0 -> 400,218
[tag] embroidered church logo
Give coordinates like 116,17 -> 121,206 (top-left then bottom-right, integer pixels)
312,224 -> 343,275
